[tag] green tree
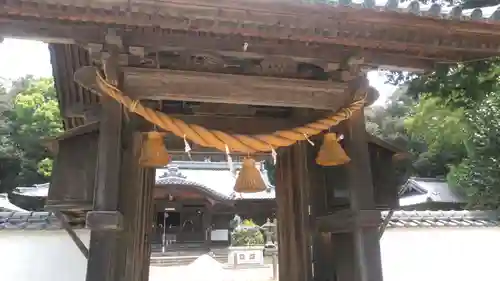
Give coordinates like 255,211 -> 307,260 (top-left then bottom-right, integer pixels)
446,88 -> 500,208
0,76 -> 62,193
404,96 -> 469,177
385,49 -> 500,208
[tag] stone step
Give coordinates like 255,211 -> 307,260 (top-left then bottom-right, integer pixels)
150,254 -> 228,267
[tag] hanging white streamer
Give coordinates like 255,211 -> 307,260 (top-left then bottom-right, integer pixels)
271,146 -> 277,165
225,144 -> 234,173
303,133 -> 315,146
183,134 -> 192,160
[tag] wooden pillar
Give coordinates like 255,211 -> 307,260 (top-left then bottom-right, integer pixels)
85,48 -> 155,281
275,141 -> 313,281
308,142 -> 335,281
334,109 -> 384,281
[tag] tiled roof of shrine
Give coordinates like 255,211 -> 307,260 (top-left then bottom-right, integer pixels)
11,161 -> 275,203
0,210 -> 498,230
399,177 -> 466,207
12,170 -> 463,207
0,194 -> 27,212
156,161 -> 275,200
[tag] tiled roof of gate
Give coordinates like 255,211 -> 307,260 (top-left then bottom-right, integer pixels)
0,212 -> 64,230
316,1 -> 500,22
381,210 -> 500,228
0,210 -> 498,231
7,0 -> 500,22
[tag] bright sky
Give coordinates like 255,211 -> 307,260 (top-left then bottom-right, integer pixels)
0,38 -> 396,105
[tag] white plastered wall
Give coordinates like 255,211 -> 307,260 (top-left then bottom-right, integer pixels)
0,230 -> 90,281
381,227 -> 500,281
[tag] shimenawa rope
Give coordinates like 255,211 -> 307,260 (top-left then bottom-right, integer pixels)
94,70 -> 366,154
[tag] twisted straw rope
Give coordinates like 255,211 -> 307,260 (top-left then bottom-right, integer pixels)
95,70 -> 365,153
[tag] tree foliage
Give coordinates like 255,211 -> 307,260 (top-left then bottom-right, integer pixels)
383,54 -> 500,208
447,93 -> 500,208
0,76 -> 62,193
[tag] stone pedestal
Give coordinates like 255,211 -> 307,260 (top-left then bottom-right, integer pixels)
227,246 -> 265,266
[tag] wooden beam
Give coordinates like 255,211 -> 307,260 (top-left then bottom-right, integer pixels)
54,211 -> 89,259
315,210 -> 381,233
74,66 -> 350,110
64,103 -> 102,122
379,209 -> 394,239
123,68 -> 349,109
0,19 -> 440,71
86,211 -> 124,231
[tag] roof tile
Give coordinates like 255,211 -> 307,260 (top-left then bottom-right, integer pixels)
382,210 -> 500,228
0,210 -> 497,231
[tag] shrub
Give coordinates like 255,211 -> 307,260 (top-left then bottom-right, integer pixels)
231,219 -> 264,246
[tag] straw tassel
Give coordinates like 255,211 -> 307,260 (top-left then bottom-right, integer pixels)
139,132 -> 171,167
233,158 -> 267,193
315,133 -> 351,166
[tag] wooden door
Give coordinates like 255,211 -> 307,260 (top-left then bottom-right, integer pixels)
179,208 -> 206,243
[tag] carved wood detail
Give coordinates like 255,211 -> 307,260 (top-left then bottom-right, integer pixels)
1,0 -> 499,55
1,19 -> 491,71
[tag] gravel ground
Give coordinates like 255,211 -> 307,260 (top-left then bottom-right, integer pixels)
149,265 -> 276,281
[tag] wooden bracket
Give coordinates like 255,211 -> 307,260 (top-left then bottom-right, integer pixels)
86,211 -> 124,231
315,209 -> 381,233
54,211 -> 89,259
74,66 -> 101,96
65,103 -> 102,122
339,55 -> 364,82
378,209 -> 394,239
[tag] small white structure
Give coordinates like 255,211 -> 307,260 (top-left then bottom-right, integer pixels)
227,245 -> 265,266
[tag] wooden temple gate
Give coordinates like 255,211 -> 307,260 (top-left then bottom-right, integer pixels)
1,1 -> 500,281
